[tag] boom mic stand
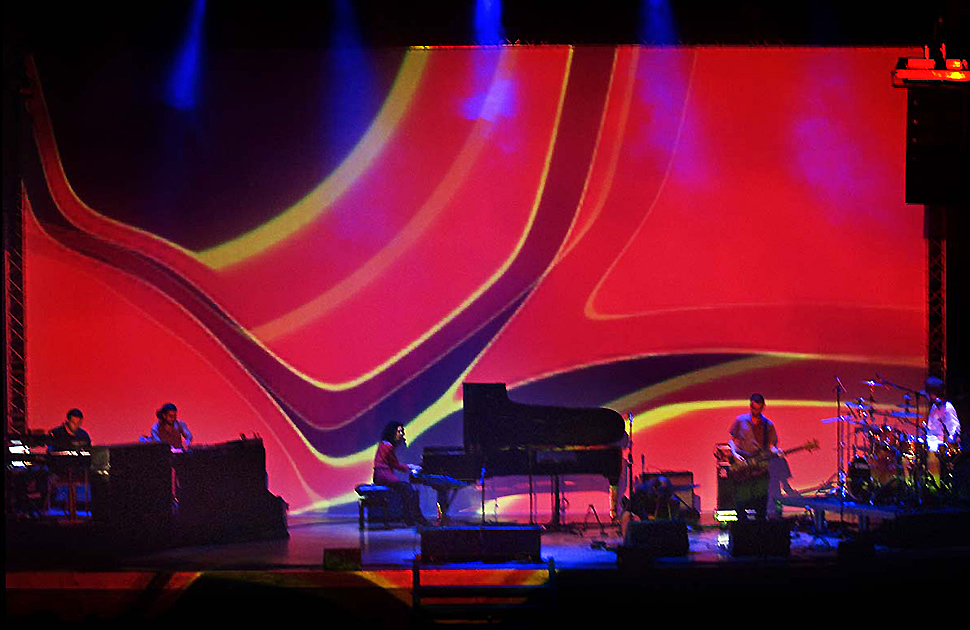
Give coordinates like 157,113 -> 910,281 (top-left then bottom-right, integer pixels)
835,376 -> 848,504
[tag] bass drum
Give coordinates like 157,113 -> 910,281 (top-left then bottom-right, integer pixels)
871,436 -> 903,486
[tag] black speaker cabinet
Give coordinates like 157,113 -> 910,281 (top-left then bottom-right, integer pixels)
729,520 -> 791,557
621,519 -> 689,557
95,442 -> 173,530
716,470 -> 736,510
420,526 -> 541,563
905,87 -> 969,205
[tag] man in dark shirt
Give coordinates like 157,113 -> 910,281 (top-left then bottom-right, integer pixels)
47,408 -> 93,516
48,408 -> 92,451
728,393 -> 782,519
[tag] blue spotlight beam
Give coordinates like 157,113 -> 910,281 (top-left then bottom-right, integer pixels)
475,0 -> 505,46
166,0 -> 207,111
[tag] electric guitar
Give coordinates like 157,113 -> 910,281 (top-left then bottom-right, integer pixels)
730,439 -> 820,480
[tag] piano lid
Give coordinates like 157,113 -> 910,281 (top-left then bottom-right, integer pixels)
462,382 -> 625,453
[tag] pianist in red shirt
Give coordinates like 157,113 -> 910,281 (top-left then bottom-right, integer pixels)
373,422 -> 428,526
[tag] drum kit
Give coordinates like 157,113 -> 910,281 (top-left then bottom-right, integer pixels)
827,378 -> 963,506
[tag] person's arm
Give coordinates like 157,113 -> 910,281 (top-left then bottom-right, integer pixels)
149,423 -> 161,442
769,423 -> 782,455
384,444 -> 410,473
945,403 -> 960,443
728,420 -> 744,461
179,421 -> 193,446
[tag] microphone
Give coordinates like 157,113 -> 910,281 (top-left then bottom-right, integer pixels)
835,376 -> 846,392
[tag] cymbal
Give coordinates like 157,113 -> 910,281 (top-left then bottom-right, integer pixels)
844,401 -> 872,410
821,416 -> 867,424
861,380 -> 882,387
892,402 -> 923,409
888,411 -> 923,420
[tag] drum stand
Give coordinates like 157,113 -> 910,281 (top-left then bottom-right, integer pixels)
877,375 -> 932,507
834,378 -> 849,504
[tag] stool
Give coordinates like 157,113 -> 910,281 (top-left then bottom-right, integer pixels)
355,484 -> 391,530
46,468 -> 89,522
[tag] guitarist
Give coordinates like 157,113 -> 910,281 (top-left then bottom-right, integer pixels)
728,393 -> 785,520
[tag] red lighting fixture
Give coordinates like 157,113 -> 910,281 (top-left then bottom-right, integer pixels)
893,57 -> 970,86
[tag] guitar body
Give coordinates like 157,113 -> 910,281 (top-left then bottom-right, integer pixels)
729,458 -> 772,482
728,439 -> 820,482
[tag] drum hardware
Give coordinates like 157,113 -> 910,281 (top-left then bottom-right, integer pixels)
820,415 -> 858,423
848,455 -> 872,502
827,375 -> 962,509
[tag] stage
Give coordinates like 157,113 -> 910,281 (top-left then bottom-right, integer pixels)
7,509 -> 970,626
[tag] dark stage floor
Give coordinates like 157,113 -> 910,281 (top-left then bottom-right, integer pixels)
7,510 -> 970,626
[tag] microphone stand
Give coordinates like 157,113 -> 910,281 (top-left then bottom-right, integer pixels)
480,466 -> 487,526
627,412 -> 635,521
834,377 -> 848,504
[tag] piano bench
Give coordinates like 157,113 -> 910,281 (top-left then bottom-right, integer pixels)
355,484 -> 392,530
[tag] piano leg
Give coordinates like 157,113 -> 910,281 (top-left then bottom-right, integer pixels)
433,487 -> 462,526
550,475 -> 562,527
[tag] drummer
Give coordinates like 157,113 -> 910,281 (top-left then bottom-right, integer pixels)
925,377 -> 960,453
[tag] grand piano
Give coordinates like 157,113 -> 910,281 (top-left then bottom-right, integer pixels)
421,382 -> 626,524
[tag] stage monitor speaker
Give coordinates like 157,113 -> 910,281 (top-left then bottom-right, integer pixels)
729,520 -> 791,557
420,526 -> 541,564
876,511 -> 970,549
621,519 -> 689,557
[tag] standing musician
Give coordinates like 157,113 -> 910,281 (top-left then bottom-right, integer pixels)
373,422 -> 429,527
925,377 -> 961,453
728,393 -> 785,520
925,377 -> 961,491
148,403 -> 193,449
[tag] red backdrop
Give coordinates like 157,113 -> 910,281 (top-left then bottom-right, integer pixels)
23,45 -> 924,516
